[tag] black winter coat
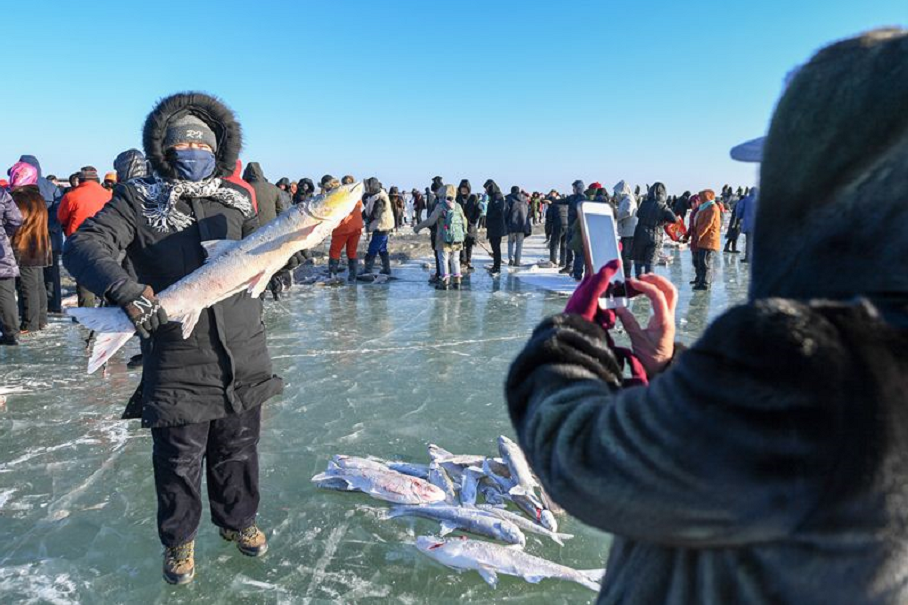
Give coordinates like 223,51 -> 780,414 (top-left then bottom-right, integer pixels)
632,184 -> 676,264
63,92 -> 283,429
64,181 -> 283,428
243,162 -> 285,226
505,193 -> 531,235
507,299 -> 908,604
485,192 -> 508,239
551,197 -> 570,230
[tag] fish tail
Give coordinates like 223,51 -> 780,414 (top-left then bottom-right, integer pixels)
577,568 -> 605,592
67,306 -> 136,374
88,331 -> 135,374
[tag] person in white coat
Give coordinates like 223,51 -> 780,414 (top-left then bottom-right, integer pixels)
614,180 -> 637,276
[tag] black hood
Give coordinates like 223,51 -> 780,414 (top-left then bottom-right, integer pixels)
484,179 -> 502,197
458,179 -> 472,195
753,29 -> 908,301
298,178 -> 314,193
648,182 -> 668,203
364,177 -> 382,195
510,186 -> 521,196
243,162 -> 266,183
143,92 -> 242,179
114,149 -> 148,182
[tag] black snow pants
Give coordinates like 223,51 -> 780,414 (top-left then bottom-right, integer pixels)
151,405 -> 262,547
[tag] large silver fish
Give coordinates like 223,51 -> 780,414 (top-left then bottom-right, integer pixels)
311,463 -> 446,505
68,183 -> 364,373
415,535 -> 603,592
389,506 -> 525,546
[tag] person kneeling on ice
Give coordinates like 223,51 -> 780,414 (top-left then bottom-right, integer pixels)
505,30 -> 908,604
63,92 -> 283,585
414,184 -> 467,290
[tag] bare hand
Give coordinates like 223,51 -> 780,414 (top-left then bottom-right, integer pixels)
615,274 -> 678,376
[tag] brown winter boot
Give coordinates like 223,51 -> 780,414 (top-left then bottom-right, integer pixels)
452,276 -> 462,290
163,540 -> 195,585
220,524 -> 268,557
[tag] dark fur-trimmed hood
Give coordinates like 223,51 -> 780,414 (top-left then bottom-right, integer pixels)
143,92 -> 242,180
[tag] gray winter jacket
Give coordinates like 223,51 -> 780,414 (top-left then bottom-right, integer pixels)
614,180 -> 637,238
0,189 -> 23,279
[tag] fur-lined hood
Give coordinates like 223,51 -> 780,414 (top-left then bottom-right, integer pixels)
143,92 -> 242,180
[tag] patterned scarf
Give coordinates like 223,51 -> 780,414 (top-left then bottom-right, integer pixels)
132,176 -> 253,232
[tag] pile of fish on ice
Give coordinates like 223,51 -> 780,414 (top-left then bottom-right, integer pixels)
312,435 -> 604,593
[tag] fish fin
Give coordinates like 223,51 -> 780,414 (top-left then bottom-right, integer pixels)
428,443 -> 455,462
170,308 -> 202,339
476,567 -> 499,588
247,271 -> 270,297
86,331 -> 135,374
523,574 -> 545,584
200,239 -> 235,262
553,533 -> 574,546
439,521 -> 458,536
508,485 -> 527,497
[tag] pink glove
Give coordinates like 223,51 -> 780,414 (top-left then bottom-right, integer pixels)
564,261 -> 621,321
564,260 -> 649,387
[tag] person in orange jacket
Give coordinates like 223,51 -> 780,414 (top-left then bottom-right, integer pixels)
57,166 -> 112,306
691,189 -> 721,290
324,175 -> 364,282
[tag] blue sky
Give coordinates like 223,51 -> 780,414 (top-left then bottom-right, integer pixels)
1,0 -> 904,193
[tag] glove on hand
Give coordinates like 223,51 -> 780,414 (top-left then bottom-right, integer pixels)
564,260 -> 622,322
121,285 -> 168,339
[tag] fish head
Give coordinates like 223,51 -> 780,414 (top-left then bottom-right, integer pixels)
416,478 -> 447,503
539,510 -> 558,532
415,535 -> 467,560
301,182 -> 364,222
416,535 -> 448,554
498,521 -> 526,547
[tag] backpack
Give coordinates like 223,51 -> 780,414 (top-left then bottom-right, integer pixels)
442,203 -> 466,245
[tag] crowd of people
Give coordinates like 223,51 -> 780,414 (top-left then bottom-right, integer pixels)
0,145 -> 755,344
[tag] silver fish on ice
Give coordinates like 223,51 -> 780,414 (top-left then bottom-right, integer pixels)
416,535 -> 603,592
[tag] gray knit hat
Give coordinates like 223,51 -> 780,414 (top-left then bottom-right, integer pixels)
164,114 -> 218,152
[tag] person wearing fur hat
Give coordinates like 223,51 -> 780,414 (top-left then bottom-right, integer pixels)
63,92 -> 283,585
293,178 -> 315,205
361,177 -> 394,276
505,29 -> 908,604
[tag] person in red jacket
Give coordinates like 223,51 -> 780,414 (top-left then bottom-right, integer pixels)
57,166 -> 112,307
324,175 -> 364,282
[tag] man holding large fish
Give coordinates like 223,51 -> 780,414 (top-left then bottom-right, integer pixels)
62,92 -> 361,585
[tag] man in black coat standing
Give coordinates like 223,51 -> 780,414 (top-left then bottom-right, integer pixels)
64,92 -> 283,586
483,179 -> 507,276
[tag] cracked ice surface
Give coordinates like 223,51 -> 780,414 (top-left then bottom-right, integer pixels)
0,235 -> 748,603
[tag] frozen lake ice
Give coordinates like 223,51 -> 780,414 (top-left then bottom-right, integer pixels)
0,235 -> 749,603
